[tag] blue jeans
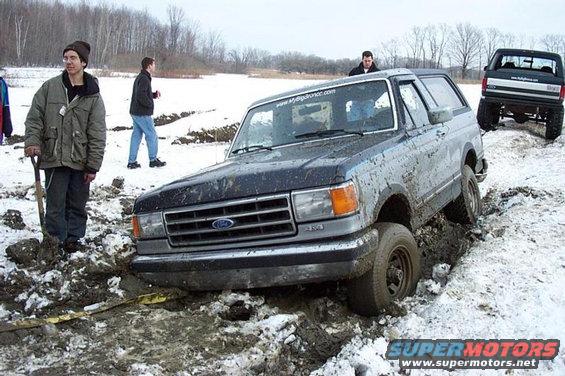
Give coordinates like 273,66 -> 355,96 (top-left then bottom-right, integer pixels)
128,115 -> 158,163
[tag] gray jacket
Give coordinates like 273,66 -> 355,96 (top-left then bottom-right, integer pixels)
25,72 -> 106,172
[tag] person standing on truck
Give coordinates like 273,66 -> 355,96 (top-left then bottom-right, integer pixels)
348,50 -> 380,76
0,74 -> 13,145
127,57 -> 166,169
24,41 -> 106,252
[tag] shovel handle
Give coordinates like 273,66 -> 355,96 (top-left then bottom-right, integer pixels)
30,155 -> 41,182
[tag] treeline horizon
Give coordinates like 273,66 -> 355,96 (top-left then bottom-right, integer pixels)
1,0 -> 565,79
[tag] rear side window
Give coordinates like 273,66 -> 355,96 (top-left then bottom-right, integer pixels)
421,77 -> 465,109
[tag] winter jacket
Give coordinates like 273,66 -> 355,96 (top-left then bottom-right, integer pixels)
348,62 -> 380,76
24,72 -> 106,172
129,70 -> 155,116
0,77 -> 13,145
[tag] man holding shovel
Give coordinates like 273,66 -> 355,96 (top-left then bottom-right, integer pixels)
24,41 -> 106,253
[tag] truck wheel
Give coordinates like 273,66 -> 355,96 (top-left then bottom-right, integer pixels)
545,107 -> 563,140
477,99 -> 494,131
347,223 -> 420,316
444,165 -> 482,225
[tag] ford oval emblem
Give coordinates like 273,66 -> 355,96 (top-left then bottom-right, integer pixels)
212,218 -> 235,230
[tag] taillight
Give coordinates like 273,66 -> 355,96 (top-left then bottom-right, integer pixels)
560,85 -> 565,100
481,77 -> 488,93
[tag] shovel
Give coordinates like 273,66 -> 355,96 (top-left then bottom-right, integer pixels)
30,155 -> 46,234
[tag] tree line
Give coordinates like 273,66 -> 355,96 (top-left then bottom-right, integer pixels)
1,0 -> 564,79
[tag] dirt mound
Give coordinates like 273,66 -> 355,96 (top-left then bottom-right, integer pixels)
2,209 -> 26,230
172,122 -> 239,144
154,111 -> 196,126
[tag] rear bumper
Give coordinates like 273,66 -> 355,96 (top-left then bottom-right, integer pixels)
130,229 -> 378,290
482,95 -> 563,110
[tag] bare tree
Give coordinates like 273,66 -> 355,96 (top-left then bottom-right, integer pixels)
380,38 -> 399,69
167,4 -> 185,52
449,23 -> 483,79
540,34 -> 564,53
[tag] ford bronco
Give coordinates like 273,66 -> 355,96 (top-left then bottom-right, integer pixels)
478,48 -> 564,139
130,69 -> 487,316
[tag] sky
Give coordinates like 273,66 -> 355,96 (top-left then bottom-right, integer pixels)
65,0 -> 565,60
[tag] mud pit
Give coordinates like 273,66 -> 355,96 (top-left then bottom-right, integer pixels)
0,190 -> 481,375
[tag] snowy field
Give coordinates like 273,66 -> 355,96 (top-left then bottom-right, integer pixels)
0,68 -> 563,375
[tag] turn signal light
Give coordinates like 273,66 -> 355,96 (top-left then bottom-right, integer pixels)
560,85 -> 565,100
132,215 -> 140,238
330,183 -> 358,216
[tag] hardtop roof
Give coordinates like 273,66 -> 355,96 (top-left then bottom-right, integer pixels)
247,68 -> 450,109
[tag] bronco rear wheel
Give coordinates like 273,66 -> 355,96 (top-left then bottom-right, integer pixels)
545,107 -> 563,140
347,223 -> 420,316
477,99 -> 496,131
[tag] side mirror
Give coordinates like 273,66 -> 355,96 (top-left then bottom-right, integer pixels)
428,106 -> 453,125
483,65 -> 487,71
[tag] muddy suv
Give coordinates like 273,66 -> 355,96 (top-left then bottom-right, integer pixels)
479,48 -> 564,139
130,69 -> 487,316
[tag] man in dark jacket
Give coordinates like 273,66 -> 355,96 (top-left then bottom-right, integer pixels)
24,41 -> 106,252
127,57 -> 165,168
0,75 -> 13,145
348,51 -> 380,76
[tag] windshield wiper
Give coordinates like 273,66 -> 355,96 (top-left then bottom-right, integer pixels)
231,144 -> 273,154
295,129 -> 364,139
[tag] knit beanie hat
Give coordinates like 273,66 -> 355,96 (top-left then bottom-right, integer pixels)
63,41 -> 91,67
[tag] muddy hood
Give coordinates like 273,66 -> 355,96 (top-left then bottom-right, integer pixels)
134,134 -> 394,212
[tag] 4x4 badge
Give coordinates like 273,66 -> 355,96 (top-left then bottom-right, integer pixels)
212,218 -> 235,230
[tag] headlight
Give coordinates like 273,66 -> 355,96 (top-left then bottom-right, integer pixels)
292,181 -> 358,223
132,212 -> 165,239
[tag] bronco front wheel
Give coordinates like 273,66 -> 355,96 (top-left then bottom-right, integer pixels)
347,223 -> 420,316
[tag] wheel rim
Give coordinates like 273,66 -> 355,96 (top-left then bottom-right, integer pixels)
467,178 -> 480,217
386,246 -> 412,298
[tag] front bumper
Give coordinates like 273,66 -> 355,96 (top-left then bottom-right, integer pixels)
130,229 -> 379,290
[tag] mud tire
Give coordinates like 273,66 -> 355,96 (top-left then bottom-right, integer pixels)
347,223 -> 420,316
545,107 -> 563,140
477,99 -> 496,131
444,165 -> 482,225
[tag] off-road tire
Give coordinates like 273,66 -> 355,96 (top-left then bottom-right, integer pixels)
477,99 -> 495,131
444,165 -> 482,225
545,107 -> 563,140
347,223 -> 420,316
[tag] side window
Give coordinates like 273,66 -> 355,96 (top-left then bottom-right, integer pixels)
421,77 -> 464,109
399,83 -> 429,128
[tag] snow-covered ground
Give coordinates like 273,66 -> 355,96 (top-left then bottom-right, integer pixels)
0,68 -> 563,375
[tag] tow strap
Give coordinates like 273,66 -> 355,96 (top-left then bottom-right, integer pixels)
0,292 -> 184,333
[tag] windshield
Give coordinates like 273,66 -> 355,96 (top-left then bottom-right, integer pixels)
230,80 -> 395,154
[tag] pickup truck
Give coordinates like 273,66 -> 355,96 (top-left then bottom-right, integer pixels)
478,48 -> 564,139
130,69 -> 487,316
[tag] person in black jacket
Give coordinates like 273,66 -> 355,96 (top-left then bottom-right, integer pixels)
348,51 -> 380,76
127,57 -> 165,168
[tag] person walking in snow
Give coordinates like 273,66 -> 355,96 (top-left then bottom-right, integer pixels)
24,41 -> 106,252
348,50 -> 380,76
0,75 -> 13,145
127,57 -> 166,169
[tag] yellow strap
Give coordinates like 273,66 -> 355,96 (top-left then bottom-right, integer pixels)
0,292 -> 182,333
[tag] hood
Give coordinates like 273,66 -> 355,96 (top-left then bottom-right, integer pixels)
134,133 -> 397,212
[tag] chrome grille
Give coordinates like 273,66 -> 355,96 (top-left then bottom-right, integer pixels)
164,194 -> 296,246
